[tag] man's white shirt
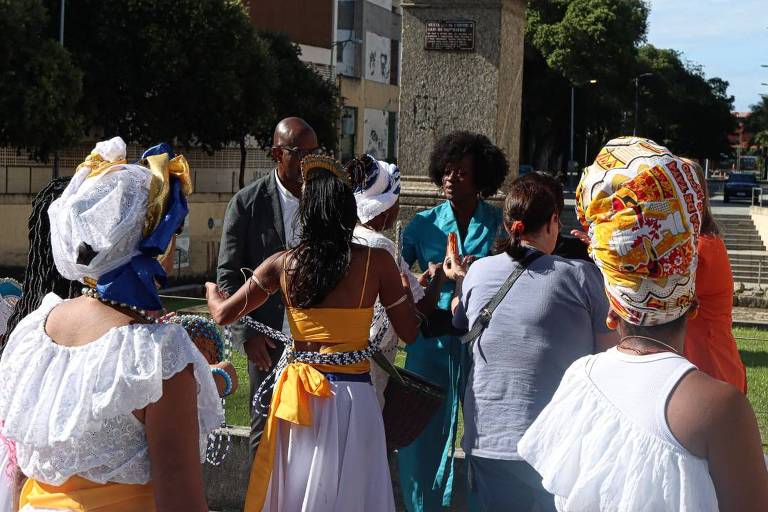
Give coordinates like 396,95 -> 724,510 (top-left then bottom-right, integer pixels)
274,170 -> 301,336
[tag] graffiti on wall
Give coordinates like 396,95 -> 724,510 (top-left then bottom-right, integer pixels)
365,31 -> 390,84
364,109 -> 389,160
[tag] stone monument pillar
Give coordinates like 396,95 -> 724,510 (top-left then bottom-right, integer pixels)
398,0 -> 525,186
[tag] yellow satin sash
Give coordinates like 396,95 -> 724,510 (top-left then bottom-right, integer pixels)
19,476 -> 155,511
244,362 -> 332,511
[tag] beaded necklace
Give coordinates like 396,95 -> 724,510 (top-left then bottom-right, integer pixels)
81,287 -> 157,323
617,335 -> 681,356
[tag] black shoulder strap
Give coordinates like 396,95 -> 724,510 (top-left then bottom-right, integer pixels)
459,250 -> 542,346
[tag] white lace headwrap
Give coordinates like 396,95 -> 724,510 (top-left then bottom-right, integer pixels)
354,156 -> 401,224
48,137 -> 153,283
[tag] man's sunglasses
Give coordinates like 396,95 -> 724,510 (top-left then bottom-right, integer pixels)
274,145 -> 322,158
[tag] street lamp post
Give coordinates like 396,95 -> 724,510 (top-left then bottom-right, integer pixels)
633,73 -> 653,136
569,79 -> 597,191
584,130 -> 591,167
53,0 -> 65,178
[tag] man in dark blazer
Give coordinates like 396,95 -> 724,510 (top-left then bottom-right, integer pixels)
217,117 -> 318,456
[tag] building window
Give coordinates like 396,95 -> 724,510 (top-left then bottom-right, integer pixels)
390,39 -> 399,86
341,107 -> 358,162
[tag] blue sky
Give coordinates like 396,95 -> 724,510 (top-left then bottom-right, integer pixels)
646,0 -> 768,112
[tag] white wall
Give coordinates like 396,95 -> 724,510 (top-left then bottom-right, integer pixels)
364,108 -> 389,160
336,28 -> 357,76
365,31 -> 391,84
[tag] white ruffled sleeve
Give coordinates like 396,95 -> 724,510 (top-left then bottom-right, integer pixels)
518,357 -> 718,512
0,294 -> 223,449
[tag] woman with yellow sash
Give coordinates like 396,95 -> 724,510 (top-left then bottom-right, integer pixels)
0,137 -> 225,511
207,155 -> 421,512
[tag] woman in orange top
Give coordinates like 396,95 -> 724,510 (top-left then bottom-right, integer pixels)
207,155 -> 421,512
684,161 -> 747,393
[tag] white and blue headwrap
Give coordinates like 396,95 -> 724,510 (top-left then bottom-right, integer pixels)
353,155 -> 401,224
48,137 -> 192,311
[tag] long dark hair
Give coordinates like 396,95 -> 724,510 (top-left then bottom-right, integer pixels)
2,178 -> 80,351
287,160 -> 364,308
498,172 -> 563,260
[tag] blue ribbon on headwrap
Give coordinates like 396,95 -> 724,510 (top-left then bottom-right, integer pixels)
142,142 -> 174,161
354,155 -> 401,195
95,143 -> 188,311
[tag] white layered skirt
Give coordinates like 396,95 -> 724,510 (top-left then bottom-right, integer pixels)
262,379 -> 395,512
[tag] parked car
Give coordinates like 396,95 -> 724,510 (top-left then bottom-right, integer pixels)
723,173 -> 759,202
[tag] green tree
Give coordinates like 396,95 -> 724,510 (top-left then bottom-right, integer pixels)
253,32 -> 340,153
754,130 -> 768,177
523,0 -> 649,170
635,45 -> 734,159
746,96 -> 768,134
49,0 -> 275,156
522,0 -> 734,171
0,0 -> 83,160
527,0 -> 648,84
749,99 -> 768,176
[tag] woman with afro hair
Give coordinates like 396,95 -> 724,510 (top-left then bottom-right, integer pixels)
398,131 -> 508,511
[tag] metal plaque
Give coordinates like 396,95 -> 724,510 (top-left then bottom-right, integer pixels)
424,20 -> 475,52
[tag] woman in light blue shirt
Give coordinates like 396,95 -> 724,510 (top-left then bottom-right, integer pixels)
398,131 -> 508,512
451,172 -> 615,512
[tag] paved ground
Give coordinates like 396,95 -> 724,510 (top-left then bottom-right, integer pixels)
734,307 -> 768,328
709,193 -> 755,214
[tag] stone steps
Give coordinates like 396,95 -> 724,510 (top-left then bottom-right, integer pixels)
724,237 -> 765,245
713,213 -> 768,284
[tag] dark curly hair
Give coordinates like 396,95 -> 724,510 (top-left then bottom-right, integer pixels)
428,131 -> 509,198
287,162 -> 365,308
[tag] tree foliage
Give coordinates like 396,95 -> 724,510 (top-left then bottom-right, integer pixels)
527,0 -> 648,84
748,97 -> 768,174
4,0 -> 339,188
746,96 -> 768,135
0,0 -> 83,160
252,31 -> 340,152
522,0 -> 735,170
635,45 -> 733,159
48,0 -> 277,153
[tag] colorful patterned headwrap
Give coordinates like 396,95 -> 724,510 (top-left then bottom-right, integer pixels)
576,137 -> 704,326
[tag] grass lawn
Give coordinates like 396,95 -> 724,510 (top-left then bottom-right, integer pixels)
225,332 -> 768,449
735,327 -> 768,445
159,291 -> 768,449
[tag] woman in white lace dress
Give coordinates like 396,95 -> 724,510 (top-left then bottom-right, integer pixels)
0,138 -> 224,511
518,138 -> 768,512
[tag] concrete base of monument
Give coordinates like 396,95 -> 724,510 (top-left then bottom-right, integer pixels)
202,426 -> 470,512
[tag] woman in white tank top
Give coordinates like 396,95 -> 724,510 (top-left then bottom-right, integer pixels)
519,138 -> 768,511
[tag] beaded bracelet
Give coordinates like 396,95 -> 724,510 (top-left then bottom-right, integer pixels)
211,367 -> 233,397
